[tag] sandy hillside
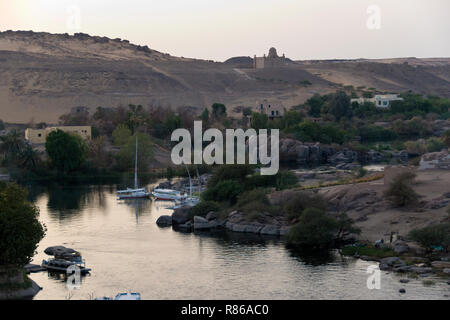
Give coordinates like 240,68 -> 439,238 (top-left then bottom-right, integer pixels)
0,31 -> 449,123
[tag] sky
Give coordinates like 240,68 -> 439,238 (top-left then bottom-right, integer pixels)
0,0 -> 449,61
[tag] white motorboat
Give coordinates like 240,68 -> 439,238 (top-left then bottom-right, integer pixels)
96,292 -> 141,300
152,188 -> 187,201
117,136 -> 151,199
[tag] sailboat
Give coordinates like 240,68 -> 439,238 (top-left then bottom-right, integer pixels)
117,136 -> 151,199
166,166 -> 200,209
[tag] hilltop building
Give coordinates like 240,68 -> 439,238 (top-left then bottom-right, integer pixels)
25,126 -> 92,144
253,47 -> 286,69
351,94 -> 404,108
255,100 -> 285,119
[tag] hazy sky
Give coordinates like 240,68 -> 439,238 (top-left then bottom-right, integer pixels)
1,0 -> 449,61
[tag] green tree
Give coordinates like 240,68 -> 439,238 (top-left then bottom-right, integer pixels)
201,108 -> 210,123
250,112 -> 268,130
242,107 -> 253,117
409,224 -> 450,252
384,172 -> 419,207
0,182 -> 46,267
45,130 -> 88,172
444,130 -> 450,148
115,133 -> 154,171
112,124 -> 132,146
287,208 -> 339,249
0,119 -> 5,131
212,103 -> 227,119
0,130 -> 25,164
306,94 -> 324,117
202,180 -> 244,204
329,91 -> 352,121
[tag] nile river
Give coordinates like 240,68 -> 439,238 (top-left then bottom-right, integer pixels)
26,181 -> 449,300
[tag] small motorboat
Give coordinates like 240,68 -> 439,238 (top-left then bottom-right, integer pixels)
152,188 -> 187,201
42,246 -> 91,274
96,292 -> 141,300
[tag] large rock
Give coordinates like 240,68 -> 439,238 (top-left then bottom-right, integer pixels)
431,261 -> 450,269
156,215 -> 172,227
260,225 -> 280,236
172,206 -> 191,225
328,149 -> 358,165
193,216 -> 220,230
205,211 -> 218,221
419,150 -> 450,170
393,241 -> 410,254
380,257 -> 406,267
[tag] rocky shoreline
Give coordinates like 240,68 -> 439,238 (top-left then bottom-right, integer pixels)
157,207 -> 291,237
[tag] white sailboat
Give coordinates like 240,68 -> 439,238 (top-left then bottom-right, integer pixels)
117,136 -> 151,199
167,166 -> 200,209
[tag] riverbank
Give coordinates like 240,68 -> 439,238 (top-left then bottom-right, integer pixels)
0,268 -> 42,300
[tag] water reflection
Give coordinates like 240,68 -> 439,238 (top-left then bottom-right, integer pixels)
25,181 -> 450,300
118,198 -> 153,223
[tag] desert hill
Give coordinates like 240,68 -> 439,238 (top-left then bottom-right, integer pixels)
0,31 -> 449,123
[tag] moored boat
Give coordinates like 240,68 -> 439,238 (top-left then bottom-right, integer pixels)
41,246 -> 91,274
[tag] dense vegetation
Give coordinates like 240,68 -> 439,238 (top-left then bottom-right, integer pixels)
384,172 -> 419,207
409,223 -> 450,253
0,182 -> 46,267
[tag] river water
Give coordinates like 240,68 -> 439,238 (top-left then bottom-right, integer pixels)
26,181 -> 449,300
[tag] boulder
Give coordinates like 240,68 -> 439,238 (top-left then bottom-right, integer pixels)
177,221 -> 193,231
380,257 -> 406,267
205,211 -> 218,221
410,266 -> 433,274
244,224 -> 264,234
260,225 -> 280,236
156,215 -> 172,227
328,149 -> 358,165
279,226 -> 291,236
193,216 -> 219,230
431,261 -> 450,269
419,150 -> 450,170
193,216 -> 208,224
172,206 -> 191,225
394,241 -> 410,254
443,268 -> 450,274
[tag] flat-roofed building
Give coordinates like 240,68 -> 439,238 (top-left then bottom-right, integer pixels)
351,94 -> 403,108
255,99 -> 285,119
25,126 -> 92,144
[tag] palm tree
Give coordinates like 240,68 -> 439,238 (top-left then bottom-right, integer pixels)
0,130 -> 25,164
20,144 -> 39,169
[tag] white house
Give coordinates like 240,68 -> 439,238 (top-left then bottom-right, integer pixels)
351,94 -> 403,108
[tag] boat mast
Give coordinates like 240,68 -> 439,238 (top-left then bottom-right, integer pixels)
134,135 -> 138,189
195,166 -> 201,196
185,165 -> 192,198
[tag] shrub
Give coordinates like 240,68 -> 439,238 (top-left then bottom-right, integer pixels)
188,201 -> 221,219
286,208 -> 339,249
384,172 -> 419,207
284,192 -> 327,222
237,189 -> 270,207
45,129 -> 88,172
425,138 -> 446,153
202,180 -> 244,204
408,223 -> 450,252
207,165 -> 254,188
0,182 -> 46,267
